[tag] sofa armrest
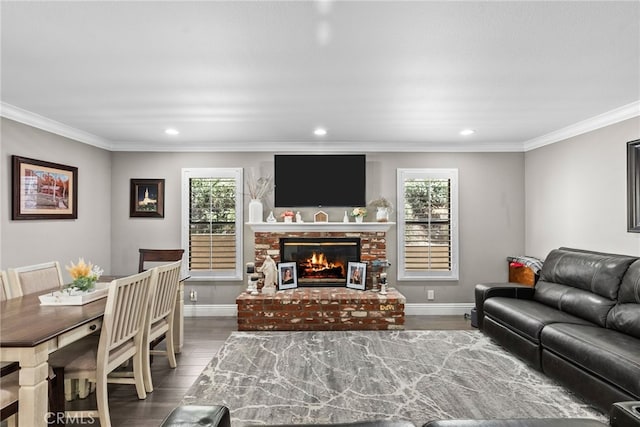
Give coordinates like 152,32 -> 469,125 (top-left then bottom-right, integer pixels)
160,405 -> 231,427
474,283 -> 535,330
610,401 -> 640,427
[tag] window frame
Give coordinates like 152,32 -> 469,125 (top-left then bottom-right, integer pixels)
396,168 -> 459,281
181,167 -> 243,280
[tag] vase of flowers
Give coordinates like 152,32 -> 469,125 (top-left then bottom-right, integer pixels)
281,210 -> 295,223
247,173 -> 272,223
351,207 -> 367,223
369,197 -> 393,222
65,258 -> 103,294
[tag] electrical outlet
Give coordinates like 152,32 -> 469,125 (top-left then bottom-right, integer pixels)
427,289 -> 435,300
190,289 -> 197,302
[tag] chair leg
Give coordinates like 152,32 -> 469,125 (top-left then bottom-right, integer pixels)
142,339 -> 154,393
96,371 -> 111,427
78,379 -> 91,399
64,378 -> 75,401
166,326 -> 177,369
132,351 -> 147,400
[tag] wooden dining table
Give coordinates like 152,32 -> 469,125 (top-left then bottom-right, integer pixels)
0,286 -> 107,427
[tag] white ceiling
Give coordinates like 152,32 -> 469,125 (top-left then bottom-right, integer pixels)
1,1 -> 639,152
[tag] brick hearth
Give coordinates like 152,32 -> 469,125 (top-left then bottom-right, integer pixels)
236,287 -> 405,331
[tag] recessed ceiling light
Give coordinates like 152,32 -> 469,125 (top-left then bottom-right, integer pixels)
314,128 -> 327,136
460,129 -> 475,136
165,128 -> 179,135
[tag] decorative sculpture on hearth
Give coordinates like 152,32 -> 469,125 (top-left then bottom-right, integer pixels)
370,259 -> 391,292
258,255 -> 277,295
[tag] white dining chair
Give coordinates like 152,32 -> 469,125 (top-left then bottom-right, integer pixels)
142,260 -> 182,392
48,269 -> 156,427
0,270 -> 12,301
7,261 -> 64,297
0,369 -> 19,427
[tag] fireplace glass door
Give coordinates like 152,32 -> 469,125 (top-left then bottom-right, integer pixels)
280,238 -> 361,287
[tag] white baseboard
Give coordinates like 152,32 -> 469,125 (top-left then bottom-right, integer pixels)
405,303 -> 474,316
184,304 -> 237,317
183,303 -> 474,317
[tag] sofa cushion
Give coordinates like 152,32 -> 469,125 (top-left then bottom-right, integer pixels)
483,298 -> 593,343
607,259 -> 640,338
541,323 -> 640,398
534,248 -> 637,326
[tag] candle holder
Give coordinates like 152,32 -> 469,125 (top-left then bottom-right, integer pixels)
246,262 -> 255,293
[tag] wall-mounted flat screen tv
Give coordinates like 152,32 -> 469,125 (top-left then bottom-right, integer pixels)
274,154 -> 366,207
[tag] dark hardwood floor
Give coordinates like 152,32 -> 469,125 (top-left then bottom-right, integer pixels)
65,315 -> 473,426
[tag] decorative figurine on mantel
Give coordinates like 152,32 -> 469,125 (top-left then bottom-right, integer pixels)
258,255 -> 277,295
295,211 -> 303,223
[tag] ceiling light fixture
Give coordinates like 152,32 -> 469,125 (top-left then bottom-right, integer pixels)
165,128 -> 179,136
314,128 -> 327,136
460,129 -> 475,136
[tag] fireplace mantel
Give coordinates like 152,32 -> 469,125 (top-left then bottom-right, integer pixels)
247,222 -> 394,233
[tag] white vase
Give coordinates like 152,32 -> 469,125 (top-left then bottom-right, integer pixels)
376,207 -> 389,222
248,199 -> 263,223
284,216 -> 292,223
355,216 -> 364,223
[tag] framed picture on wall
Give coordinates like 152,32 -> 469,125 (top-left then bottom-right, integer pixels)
628,139 -> 640,232
12,155 -> 78,220
130,179 -> 165,218
278,262 -> 298,290
346,261 -> 367,290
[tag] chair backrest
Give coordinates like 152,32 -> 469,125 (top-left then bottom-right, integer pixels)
147,261 -> 182,330
97,269 -> 155,373
7,261 -> 65,297
138,249 -> 184,273
0,271 -> 10,301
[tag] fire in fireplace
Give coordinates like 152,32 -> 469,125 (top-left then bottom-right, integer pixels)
280,238 -> 360,287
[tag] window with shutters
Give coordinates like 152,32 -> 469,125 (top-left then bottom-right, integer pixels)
396,168 -> 458,280
181,168 -> 243,280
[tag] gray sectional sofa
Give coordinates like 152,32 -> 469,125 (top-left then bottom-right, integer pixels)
475,247 -> 640,412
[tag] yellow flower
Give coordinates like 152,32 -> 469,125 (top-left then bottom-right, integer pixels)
66,258 -> 93,280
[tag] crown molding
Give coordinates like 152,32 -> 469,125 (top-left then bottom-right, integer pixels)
110,140 -> 524,153
3,100 -> 637,153
523,100 -> 640,152
1,102 -> 113,150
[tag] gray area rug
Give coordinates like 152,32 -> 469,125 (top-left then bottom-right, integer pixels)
183,330 -> 606,426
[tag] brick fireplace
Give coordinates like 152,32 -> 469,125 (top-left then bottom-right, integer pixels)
238,222 -> 405,331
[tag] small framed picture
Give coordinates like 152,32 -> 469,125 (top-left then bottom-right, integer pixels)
278,262 -> 298,290
130,179 -> 165,218
346,262 -> 367,290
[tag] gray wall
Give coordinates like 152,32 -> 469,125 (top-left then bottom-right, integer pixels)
110,151 -> 526,305
1,118 -> 112,281
525,117 -> 640,259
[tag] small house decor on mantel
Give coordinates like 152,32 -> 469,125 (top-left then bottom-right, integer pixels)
368,196 -> 393,222
314,211 -> 328,222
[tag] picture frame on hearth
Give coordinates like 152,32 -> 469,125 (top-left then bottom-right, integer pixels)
278,262 -> 298,290
346,262 -> 366,290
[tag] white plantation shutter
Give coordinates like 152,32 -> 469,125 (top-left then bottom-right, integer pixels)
397,169 -> 458,280
182,168 -> 243,280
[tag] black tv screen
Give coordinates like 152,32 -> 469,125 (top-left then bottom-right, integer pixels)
274,154 -> 366,207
